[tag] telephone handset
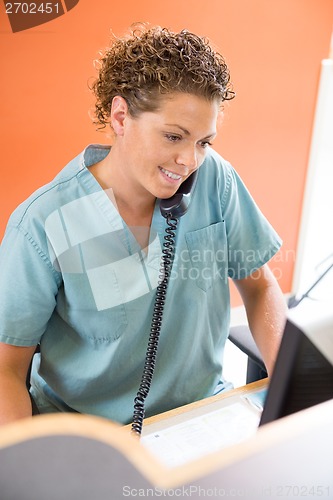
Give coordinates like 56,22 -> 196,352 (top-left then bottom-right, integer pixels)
131,170 -> 198,437
159,169 -> 199,218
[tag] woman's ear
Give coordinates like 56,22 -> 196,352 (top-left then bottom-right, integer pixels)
110,96 -> 129,136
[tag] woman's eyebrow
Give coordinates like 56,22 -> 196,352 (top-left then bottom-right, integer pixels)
164,124 -> 216,140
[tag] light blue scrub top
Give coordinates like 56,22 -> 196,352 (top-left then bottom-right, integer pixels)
0,145 -> 281,424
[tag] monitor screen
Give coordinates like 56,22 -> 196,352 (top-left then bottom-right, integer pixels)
259,297 -> 333,426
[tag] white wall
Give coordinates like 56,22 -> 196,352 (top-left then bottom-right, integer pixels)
292,59 -> 333,301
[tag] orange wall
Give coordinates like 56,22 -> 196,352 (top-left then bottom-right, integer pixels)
0,0 -> 332,305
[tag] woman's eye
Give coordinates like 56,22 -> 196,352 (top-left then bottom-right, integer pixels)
200,141 -> 213,148
165,134 -> 181,142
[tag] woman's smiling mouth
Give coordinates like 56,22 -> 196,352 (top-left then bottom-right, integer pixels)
159,166 -> 182,182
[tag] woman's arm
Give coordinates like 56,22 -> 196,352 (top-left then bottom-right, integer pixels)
234,264 -> 287,376
0,343 -> 37,425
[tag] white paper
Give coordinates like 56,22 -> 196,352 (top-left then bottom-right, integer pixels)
141,402 -> 260,467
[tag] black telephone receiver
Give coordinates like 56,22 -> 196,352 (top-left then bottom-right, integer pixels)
131,170 -> 198,437
159,169 -> 199,218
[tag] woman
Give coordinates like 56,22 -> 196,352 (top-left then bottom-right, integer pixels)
0,25 -> 286,426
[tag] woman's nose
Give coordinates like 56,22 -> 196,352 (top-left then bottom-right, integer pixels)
175,146 -> 198,170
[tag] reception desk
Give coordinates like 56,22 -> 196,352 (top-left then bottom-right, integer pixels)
0,380 -> 332,499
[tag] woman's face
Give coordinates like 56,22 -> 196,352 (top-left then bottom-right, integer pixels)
112,92 -> 220,201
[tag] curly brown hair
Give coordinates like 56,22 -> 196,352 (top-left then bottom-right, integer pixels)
91,24 -> 235,129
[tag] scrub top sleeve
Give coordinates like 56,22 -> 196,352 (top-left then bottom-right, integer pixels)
0,225 -> 60,346
221,164 -> 282,280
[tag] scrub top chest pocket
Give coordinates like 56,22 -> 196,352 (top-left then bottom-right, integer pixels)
185,221 -> 228,292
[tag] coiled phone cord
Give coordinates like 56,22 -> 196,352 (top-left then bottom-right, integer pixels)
131,213 -> 179,437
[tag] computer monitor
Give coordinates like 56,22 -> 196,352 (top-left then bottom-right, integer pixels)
259,296 -> 333,426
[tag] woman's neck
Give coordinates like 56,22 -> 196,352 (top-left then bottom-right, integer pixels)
89,148 -> 156,250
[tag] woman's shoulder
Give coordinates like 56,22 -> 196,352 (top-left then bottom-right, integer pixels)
8,154 -> 83,227
197,147 -> 235,193
7,145 -> 108,231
